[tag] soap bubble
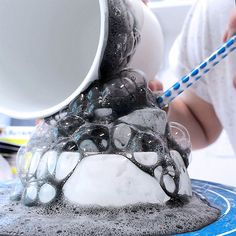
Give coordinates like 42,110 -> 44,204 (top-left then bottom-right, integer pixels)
169,122 -> 191,151
169,122 -> 192,166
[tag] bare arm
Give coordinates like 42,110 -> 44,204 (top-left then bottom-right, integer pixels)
168,91 -> 222,150
168,8 -> 236,148
148,80 -> 222,150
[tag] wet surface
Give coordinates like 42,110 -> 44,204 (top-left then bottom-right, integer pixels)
0,180 -> 220,236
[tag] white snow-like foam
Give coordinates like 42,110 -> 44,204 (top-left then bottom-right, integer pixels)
38,184 -> 56,204
63,154 -> 169,206
55,152 -> 81,181
170,150 -> 192,196
133,152 -> 158,166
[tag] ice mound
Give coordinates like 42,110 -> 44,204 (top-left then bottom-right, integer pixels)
63,154 -> 170,206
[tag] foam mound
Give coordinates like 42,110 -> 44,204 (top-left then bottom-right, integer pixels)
16,69 -> 192,207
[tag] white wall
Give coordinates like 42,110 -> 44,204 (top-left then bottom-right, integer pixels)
150,0 -> 192,88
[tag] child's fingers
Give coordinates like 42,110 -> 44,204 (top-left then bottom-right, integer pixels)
223,31 -> 229,43
228,10 -> 236,34
148,80 -> 163,92
233,73 -> 236,89
223,9 -> 236,42
141,0 -> 149,5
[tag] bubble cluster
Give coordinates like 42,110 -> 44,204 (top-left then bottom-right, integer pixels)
100,0 -> 142,77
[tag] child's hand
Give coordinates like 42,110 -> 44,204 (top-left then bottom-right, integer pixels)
141,0 -> 149,5
148,80 -> 163,93
223,8 -> 236,42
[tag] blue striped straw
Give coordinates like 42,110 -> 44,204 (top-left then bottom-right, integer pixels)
157,35 -> 236,108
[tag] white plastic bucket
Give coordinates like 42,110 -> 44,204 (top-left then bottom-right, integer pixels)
0,0 -> 163,119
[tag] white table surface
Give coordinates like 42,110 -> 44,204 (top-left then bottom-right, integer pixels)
188,131 -> 236,187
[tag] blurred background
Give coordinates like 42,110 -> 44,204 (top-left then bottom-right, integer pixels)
0,0 -> 235,187
0,115 -> 35,181
150,0 -> 236,187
